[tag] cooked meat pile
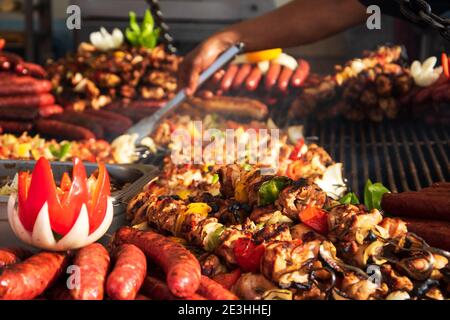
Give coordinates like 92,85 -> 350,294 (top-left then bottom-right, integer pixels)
127,164 -> 450,300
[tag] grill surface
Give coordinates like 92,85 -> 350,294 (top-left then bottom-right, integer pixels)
303,119 -> 450,196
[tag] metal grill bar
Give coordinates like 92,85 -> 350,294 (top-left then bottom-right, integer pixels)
300,120 -> 450,196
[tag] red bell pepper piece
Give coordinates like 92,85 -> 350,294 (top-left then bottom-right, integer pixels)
299,205 -> 329,235
442,53 -> 450,79
289,138 -> 305,160
18,157 -> 61,232
51,158 -> 89,235
233,238 -> 265,273
60,172 -> 72,192
87,162 -> 110,234
0,39 -> 5,51
212,269 -> 242,290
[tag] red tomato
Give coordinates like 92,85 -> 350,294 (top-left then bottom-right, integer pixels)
299,205 -> 329,235
289,138 -> 305,160
233,238 -> 265,273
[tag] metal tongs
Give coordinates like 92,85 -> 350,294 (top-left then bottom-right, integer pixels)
126,42 -> 244,149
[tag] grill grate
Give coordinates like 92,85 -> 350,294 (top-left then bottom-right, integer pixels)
302,119 -> 450,196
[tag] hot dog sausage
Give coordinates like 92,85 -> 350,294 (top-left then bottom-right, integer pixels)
0,251 -> 67,300
70,243 -> 110,300
291,59 -> 310,87
106,244 -> 147,300
197,275 -> 239,300
35,119 -> 96,140
245,66 -> 262,92
0,93 -> 55,108
140,276 -> 205,300
264,62 -> 281,91
21,62 -> 47,78
114,227 -> 201,298
232,64 -> 252,90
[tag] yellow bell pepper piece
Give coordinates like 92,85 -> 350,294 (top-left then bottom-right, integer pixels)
17,143 -> 31,158
185,202 -> 211,217
234,180 -> 248,202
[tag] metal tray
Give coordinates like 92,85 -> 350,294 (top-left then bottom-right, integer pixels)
0,160 -> 159,248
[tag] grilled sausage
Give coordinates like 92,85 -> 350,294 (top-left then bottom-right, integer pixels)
82,109 -> 133,136
277,66 -> 294,92
197,275 -> 239,300
0,93 -> 55,108
402,218 -> 450,251
21,62 -> 47,78
70,243 -> 110,300
0,79 -> 51,96
0,52 -> 23,66
232,63 -> 252,90
35,119 -> 96,140
264,62 -> 281,91
114,227 -> 201,298
221,64 -> 239,92
291,59 -> 310,87
50,112 -> 104,139
0,120 -> 33,133
106,244 -> 147,300
140,276 -> 205,300
0,248 -> 32,268
0,251 -> 67,300
381,192 -> 450,221
0,107 -> 38,121
190,96 -> 269,120
245,66 -> 262,91
38,104 -> 64,118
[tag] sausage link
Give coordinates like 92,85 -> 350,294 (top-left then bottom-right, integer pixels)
291,59 -> 310,87
106,244 -> 147,300
245,66 -> 262,91
0,93 -> 55,108
0,120 -> 33,133
264,62 -> 281,91
82,109 -> 133,137
0,79 -> 51,96
39,104 -> 64,118
0,247 -> 32,268
220,64 -> 239,92
70,243 -> 110,300
232,64 -> 252,90
50,112 -> 104,139
197,275 -> 239,300
0,251 -> 67,300
21,62 -> 47,78
0,107 -> 38,121
277,66 -> 294,92
35,119 -> 95,140
140,276 -> 205,300
114,227 -> 201,298
402,218 -> 450,251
